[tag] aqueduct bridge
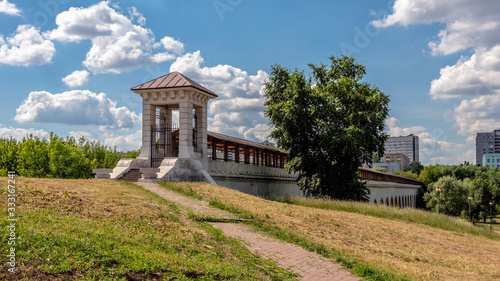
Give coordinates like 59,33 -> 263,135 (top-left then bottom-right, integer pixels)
94,72 -> 421,208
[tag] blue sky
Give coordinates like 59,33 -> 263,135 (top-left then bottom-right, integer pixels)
1,0 -> 500,165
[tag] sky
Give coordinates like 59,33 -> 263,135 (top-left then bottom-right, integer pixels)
1,0 -> 499,165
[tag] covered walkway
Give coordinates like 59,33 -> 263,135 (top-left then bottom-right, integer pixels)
206,131 -> 288,168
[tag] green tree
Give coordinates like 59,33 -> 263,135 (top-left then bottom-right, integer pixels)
405,161 -> 424,175
264,55 -> 390,201
393,170 -> 419,180
418,165 -> 440,186
0,138 -> 18,176
16,135 -> 50,177
371,166 -> 387,173
424,176 -> 469,216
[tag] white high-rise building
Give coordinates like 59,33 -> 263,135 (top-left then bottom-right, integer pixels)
384,135 -> 419,163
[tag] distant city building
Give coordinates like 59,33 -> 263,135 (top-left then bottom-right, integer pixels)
364,153 -> 411,173
383,153 -> 411,171
385,135 -> 419,163
476,129 -> 500,165
482,153 -> 500,168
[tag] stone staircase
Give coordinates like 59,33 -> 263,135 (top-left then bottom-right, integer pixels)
119,169 -> 142,182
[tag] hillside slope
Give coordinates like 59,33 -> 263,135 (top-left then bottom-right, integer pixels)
0,177 -> 296,280
162,182 -> 500,281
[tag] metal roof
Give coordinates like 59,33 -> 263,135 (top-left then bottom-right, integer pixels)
131,71 -> 217,97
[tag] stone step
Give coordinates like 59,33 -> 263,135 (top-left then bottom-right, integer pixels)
119,169 -> 142,182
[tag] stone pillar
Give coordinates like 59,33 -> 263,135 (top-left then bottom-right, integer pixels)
139,101 -> 156,163
195,105 -> 207,159
179,100 -> 194,158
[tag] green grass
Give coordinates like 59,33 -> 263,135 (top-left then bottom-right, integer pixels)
0,178 -> 297,280
270,195 -> 500,241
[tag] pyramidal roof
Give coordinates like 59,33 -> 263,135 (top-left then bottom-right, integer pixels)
131,72 -> 217,97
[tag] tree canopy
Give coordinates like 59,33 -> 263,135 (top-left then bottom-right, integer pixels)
264,55 -> 390,201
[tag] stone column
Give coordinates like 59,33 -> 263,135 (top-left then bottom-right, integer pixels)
179,100 -> 194,158
139,101 -> 156,163
195,105 -> 207,159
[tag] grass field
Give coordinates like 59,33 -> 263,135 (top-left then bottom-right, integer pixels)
161,182 -> 500,281
0,177 -> 296,280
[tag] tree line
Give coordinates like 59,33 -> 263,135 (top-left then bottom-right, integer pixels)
0,133 -> 139,179
394,163 -> 499,222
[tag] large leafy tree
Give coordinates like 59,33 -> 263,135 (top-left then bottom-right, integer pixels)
264,56 -> 389,201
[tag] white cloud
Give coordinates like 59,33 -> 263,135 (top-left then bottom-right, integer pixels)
453,91 -> 500,136
15,90 -> 141,131
49,2 -> 178,73
0,0 -> 20,16
429,47 -> 500,99
62,70 -> 90,88
170,50 -> 270,142
0,126 -> 49,140
170,51 -> 268,99
103,130 -> 141,151
208,98 -> 263,115
128,6 -> 146,26
372,0 -> 500,55
241,124 -> 273,142
0,25 -> 55,66
385,117 -> 471,165
373,0 -> 500,100
160,36 -> 184,55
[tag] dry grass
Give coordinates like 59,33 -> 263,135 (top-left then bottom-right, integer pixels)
168,182 -> 500,281
0,177 -> 296,280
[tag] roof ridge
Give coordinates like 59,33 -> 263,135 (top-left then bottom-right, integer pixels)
131,72 -> 217,97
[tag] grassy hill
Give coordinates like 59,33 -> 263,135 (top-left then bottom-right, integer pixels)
0,178 -> 295,280
1,178 -> 499,280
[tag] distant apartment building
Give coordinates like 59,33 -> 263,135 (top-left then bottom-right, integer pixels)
365,154 -> 411,173
385,135 -> 419,163
384,153 -> 411,171
476,129 -> 500,165
482,153 -> 500,168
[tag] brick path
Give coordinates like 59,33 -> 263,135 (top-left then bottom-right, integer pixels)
137,182 -> 362,281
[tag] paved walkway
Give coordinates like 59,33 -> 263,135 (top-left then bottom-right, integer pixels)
137,182 -> 362,281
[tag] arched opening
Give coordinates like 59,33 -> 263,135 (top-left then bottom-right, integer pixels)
390,197 -> 394,207
373,199 -> 377,204
386,197 -> 389,206
380,198 -> 384,205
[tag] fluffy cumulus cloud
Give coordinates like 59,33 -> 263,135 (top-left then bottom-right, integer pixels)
62,70 -> 90,87
14,90 -> 141,131
0,25 -> 55,66
373,0 -> 500,162
385,117 -> 472,165
454,91 -> 500,136
0,0 -> 21,16
429,47 -> 500,99
372,0 -> 500,100
160,36 -> 184,55
0,125 -> 49,140
103,130 -> 142,151
170,50 -> 271,142
48,2 -> 180,73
